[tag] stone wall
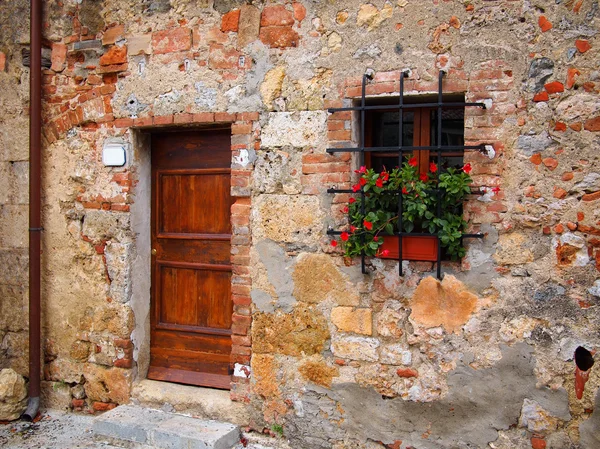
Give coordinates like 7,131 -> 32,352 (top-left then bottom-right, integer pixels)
0,0 -> 599,447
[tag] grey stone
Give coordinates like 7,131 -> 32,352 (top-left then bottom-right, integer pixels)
574,173 -> 600,192
93,405 -> 240,449
566,47 -> 577,61
353,44 -> 382,60
73,40 -> 102,51
580,389 -> 600,448
516,131 -> 554,156
589,280 -> 600,298
527,58 -> 554,93
254,239 -> 296,313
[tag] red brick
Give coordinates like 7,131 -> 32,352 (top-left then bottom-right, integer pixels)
102,24 -> 125,46
113,358 -> 133,368
582,191 -> 600,202
92,402 -> 117,412
554,223 -> 565,234
554,121 -> 567,132
261,5 -> 294,26
293,2 -> 307,22
553,187 -> 567,199
538,16 -> 552,32
577,211 -> 585,221
232,123 -> 252,134
566,221 -> 577,231
396,368 -> 418,378
232,294 -> 252,306
221,9 -> 241,32
51,43 -> 67,72
542,157 -> 558,170
584,117 -> 600,132
575,39 -> 591,53
96,63 -> 128,74
259,26 -> 299,48
193,112 -> 215,122
531,436 -> 546,449
153,115 -> 173,125
215,112 -> 236,122
0,52 -> 6,72
174,113 -> 193,124
570,122 -> 582,132
533,91 -> 549,102
71,399 -> 86,409
529,153 -> 542,165
566,68 -> 581,89
133,116 -> 153,127
544,81 -> 564,94
236,112 -> 259,121
152,27 -> 192,54
232,335 -> 251,346
328,130 -> 351,141
100,45 -> 127,66
208,44 -> 241,69
303,163 -> 348,174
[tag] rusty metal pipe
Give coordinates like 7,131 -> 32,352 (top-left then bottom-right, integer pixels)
23,0 -> 42,422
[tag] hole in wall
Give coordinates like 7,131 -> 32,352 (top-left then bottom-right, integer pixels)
575,346 -> 594,371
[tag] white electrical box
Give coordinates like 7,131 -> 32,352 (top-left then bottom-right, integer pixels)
102,142 -> 126,167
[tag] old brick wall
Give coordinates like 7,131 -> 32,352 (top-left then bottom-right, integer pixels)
1,0 -> 599,447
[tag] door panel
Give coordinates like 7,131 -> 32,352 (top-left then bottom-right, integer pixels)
149,129 -> 233,389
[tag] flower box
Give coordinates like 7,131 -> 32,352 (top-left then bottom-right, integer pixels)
378,235 -> 438,261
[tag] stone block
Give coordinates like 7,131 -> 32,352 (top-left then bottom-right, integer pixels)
380,344 -> 412,366
292,253 -> 359,306
237,5 -> 260,48
331,307 -> 372,335
298,355 -> 339,388
100,45 -> 127,66
252,305 -> 330,356
252,195 -> 325,245
259,26 -> 299,48
494,233 -> 535,265
83,364 -> 132,404
0,368 -> 27,421
331,336 -> 380,362
261,111 -> 327,148
127,34 -> 152,55
409,275 -> 478,334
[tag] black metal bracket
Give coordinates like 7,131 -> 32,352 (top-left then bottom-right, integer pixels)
327,70 -> 489,279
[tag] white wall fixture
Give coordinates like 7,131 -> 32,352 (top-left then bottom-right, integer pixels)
102,141 -> 127,167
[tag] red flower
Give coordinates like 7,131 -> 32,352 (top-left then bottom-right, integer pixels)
380,249 -> 390,257
330,240 -> 338,247
381,171 -> 389,181
363,220 -> 373,230
350,225 -> 357,232
463,163 -> 472,174
376,178 -> 383,188
349,197 -> 356,204
359,165 -> 367,173
359,177 -> 367,186
492,186 -> 501,194
408,157 -> 418,167
373,236 -> 379,242
429,162 -> 438,173
340,232 -> 349,242
419,173 -> 428,182
343,206 -> 349,213
402,186 -> 408,194
352,184 -> 361,192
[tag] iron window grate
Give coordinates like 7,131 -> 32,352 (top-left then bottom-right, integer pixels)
327,70 -> 489,279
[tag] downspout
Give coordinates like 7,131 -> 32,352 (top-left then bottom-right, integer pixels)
22,0 -> 42,421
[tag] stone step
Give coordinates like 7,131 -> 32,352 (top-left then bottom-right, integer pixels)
93,405 -> 241,449
131,380 -> 250,426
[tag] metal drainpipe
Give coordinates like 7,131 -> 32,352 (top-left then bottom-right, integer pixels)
22,0 -> 42,422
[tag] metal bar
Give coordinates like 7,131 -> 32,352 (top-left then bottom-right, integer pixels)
436,71 -> 444,279
398,71 -> 406,276
360,74 -> 367,274
328,102 -> 486,112
327,144 -> 485,153
27,0 -> 43,420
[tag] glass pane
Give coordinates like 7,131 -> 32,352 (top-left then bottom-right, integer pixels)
370,111 -> 414,172
429,109 -> 465,171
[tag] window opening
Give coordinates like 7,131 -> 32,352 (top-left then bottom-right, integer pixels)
327,70 -> 489,279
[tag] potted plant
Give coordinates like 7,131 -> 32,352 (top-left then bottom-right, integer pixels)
330,157 -> 477,261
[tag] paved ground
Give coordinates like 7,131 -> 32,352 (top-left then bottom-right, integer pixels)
0,409 -> 291,449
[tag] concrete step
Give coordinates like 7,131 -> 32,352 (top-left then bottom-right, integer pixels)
93,405 -> 241,449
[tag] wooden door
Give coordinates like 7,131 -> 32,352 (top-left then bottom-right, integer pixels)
149,128 -> 233,389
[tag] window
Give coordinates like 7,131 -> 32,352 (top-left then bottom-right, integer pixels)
365,95 -> 465,174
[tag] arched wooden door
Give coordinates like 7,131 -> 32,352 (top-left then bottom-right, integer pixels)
148,128 -> 233,389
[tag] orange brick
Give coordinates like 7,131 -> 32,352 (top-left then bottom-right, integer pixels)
174,113 -> 193,124
152,27 -> 192,54
221,9 -> 240,32
538,16 -> 552,32
153,115 -> 173,125
215,112 -> 236,122
544,81 -> 564,94
533,91 -> 549,102
575,39 -> 591,53
193,112 -> 215,122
